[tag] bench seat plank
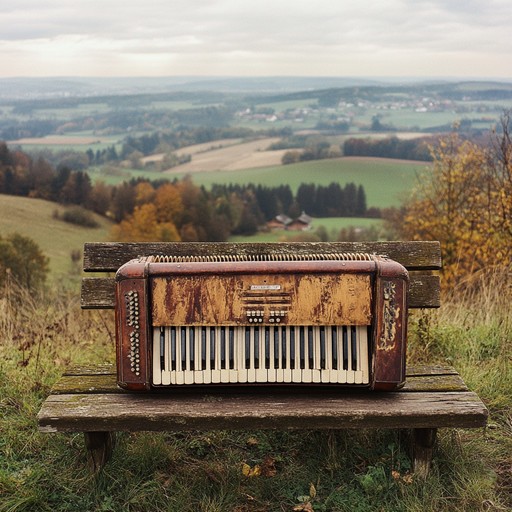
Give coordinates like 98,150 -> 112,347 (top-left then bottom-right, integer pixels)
83,241 -> 442,272
38,389 -> 487,433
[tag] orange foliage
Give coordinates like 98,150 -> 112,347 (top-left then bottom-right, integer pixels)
398,127 -> 512,288
111,203 -> 180,242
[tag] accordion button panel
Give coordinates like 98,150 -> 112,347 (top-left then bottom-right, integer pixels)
151,325 -> 370,387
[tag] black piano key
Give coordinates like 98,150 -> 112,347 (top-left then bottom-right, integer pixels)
290,326 -> 295,370
181,327 -> 187,371
320,326 -> 326,370
245,327 -> 250,369
189,327 -> 195,369
320,333 -> 326,370
159,327 -> 165,371
210,327 -> 216,369
299,327 -> 305,370
265,327 -> 270,369
307,327 -> 314,369
273,327 -> 280,369
171,326 -> 177,371
229,327 -> 235,370
331,326 -> 338,370
351,326 -> 358,371
281,327 -> 287,368
201,327 -> 206,371
254,326 -> 260,370
220,327 -> 226,369
342,326 -> 348,370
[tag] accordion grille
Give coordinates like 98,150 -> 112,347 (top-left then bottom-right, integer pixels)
149,252 -> 376,263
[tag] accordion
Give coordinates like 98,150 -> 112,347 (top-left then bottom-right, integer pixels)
115,252 -> 408,391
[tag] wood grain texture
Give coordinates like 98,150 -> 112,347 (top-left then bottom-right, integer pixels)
39,364 -> 487,434
37,390 -> 488,432
83,241 -> 442,272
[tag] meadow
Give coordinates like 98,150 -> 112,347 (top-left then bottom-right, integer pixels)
0,194 -> 111,280
0,270 -> 510,511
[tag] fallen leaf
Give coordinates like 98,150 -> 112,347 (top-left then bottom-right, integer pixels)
293,502 -> 314,512
242,463 -> 261,478
260,455 -> 277,477
309,483 -> 317,498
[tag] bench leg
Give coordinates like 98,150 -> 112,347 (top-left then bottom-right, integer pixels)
411,428 -> 437,478
84,432 -> 115,472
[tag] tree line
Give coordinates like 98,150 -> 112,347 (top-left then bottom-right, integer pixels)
0,142 -> 373,243
343,136 -> 435,161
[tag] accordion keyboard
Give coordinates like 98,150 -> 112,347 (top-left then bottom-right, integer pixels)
152,325 -> 369,386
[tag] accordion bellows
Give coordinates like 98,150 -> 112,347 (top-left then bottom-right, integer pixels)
115,252 -> 409,391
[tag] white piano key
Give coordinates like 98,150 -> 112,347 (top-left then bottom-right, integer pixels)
220,327 -> 230,384
247,327 -> 256,383
358,326 -> 369,384
191,326 -> 201,384
229,327 -> 239,383
312,326 -> 321,383
152,328 -> 162,386
237,327 -> 248,383
175,327 -> 184,385
337,327 -> 347,384
184,328 -> 194,385
328,327 -> 338,383
267,327 -> 276,383
283,326 -> 292,383
346,327 -> 355,384
201,328 -> 210,384
291,327 -> 301,383
162,328 -> 171,385
275,327 -> 284,383
301,327 -> 312,383
320,325 -> 330,384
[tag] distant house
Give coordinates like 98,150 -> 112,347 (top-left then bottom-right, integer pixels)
267,214 -> 292,230
287,212 -> 313,231
267,212 -> 312,231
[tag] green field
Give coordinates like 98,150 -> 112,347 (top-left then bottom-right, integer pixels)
174,158 -> 427,209
0,194 -> 112,281
90,157 -> 426,209
229,217 -> 383,242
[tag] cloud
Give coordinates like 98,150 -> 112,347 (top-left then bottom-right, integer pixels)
1,0 -> 511,77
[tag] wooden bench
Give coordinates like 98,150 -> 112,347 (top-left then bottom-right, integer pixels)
37,241 -> 488,477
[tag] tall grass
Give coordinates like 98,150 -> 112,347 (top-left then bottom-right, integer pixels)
1,273 -> 510,511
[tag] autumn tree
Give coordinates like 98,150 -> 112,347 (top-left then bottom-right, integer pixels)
395,114 -> 512,288
0,233 -> 49,291
111,203 -> 180,242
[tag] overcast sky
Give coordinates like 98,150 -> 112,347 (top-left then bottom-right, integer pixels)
1,0 -> 511,79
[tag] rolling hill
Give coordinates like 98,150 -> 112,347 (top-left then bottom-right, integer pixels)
0,194 -> 112,282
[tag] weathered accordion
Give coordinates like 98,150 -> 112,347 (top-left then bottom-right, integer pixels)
115,252 -> 408,391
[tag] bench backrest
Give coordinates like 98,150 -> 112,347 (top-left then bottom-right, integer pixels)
81,241 -> 441,310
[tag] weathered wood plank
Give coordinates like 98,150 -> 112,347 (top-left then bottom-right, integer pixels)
50,369 -> 468,395
83,241 -> 442,272
37,390 -> 488,432
81,273 -> 440,309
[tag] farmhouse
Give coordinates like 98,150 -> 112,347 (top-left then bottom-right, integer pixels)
267,212 -> 312,231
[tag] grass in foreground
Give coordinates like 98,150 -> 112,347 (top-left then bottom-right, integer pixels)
0,273 -> 510,512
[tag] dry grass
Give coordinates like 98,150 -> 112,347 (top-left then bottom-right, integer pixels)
0,271 -> 511,511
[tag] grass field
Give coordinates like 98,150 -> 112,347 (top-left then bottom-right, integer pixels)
229,218 -> 384,243
174,157 -> 427,209
0,194 -> 112,281
0,269 -> 510,511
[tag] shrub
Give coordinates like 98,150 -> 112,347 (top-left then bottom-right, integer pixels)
61,206 -> 99,228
